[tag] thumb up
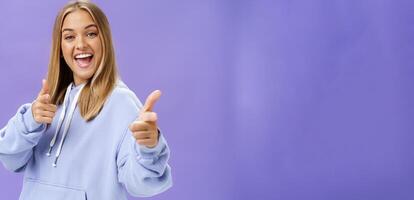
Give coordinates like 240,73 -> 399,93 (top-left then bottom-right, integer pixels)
31,79 -> 57,124
129,90 -> 162,148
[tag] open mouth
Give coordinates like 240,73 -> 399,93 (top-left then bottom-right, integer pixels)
74,53 -> 94,68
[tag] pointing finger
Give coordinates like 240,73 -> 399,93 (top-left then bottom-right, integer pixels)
39,79 -> 50,95
139,112 -> 158,122
141,90 -> 161,112
38,94 -> 50,104
129,121 -> 151,132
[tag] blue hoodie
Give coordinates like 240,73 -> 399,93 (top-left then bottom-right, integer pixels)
0,81 -> 172,200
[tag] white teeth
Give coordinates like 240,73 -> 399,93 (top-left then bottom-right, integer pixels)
75,53 -> 93,59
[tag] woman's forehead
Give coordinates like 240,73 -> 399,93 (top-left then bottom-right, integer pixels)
62,9 -> 96,31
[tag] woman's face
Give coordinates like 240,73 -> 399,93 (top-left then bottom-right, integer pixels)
61,9 -> 102,85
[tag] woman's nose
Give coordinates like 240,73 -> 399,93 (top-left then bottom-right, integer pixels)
76,36 -> 87,50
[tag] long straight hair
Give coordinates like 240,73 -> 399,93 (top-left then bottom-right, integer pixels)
47,0 -> 118,121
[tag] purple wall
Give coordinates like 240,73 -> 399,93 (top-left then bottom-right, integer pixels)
1,0 -> 414,199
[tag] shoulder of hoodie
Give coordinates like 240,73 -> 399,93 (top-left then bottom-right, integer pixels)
103,80 -> 143,116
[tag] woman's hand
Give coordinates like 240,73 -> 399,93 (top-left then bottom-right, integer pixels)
32,79 -> 57,124
129,90 -> 162,148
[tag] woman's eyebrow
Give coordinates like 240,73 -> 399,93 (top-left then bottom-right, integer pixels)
62,28 -> 74,33
84,24 -> 97,29
61,24 -> 97,32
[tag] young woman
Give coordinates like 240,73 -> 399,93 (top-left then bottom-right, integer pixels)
0,1 -> 172,199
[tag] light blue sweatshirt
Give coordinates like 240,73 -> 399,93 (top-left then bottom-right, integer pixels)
0,81 -> 172,200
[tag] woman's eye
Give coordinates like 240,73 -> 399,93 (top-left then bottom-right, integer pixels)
87,32 -> 97,38
64,35 -> 75,40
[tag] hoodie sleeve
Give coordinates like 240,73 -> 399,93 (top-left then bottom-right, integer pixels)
116,128 -> 172,197
0,103 -> 46,172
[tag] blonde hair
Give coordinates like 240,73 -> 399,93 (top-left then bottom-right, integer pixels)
47,0 -> 117,121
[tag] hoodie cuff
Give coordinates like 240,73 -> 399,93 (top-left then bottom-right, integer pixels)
20,103 -> 46,133
133,130 -> 166,159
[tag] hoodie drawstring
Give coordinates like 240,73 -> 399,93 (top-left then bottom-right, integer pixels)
46,83 -> 85,167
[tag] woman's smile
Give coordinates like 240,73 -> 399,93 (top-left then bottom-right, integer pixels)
74,52 -> 94,68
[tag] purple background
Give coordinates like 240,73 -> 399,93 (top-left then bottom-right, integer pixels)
1,0 -> 414,199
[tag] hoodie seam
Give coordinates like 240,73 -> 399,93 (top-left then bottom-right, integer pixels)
25,177 -> 86,192
115,126 -> 131,163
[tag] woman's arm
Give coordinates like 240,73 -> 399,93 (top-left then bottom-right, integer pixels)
112,85 -> 172,196
0,103 -> 47,172
0,80 -> 56,172
116,128 -> 172,197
